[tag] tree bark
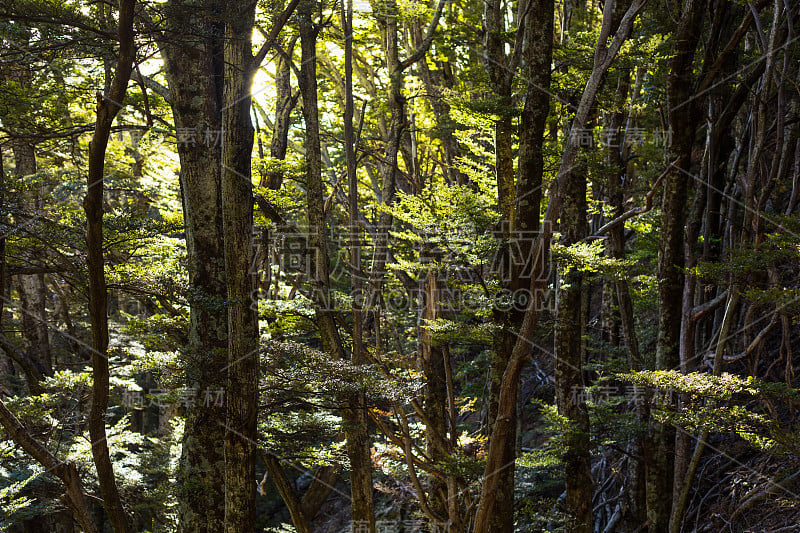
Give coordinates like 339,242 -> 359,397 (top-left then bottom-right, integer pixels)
0,151 -> 11,397
515,0 -> 553,241
646,1 -> 706,531
420,270 -> 450,520
9,142 -> 53,379
555,165 -> 591,533
222,1 -> 260,531
473,2 -> 648,530
298,2 -> 375,530
15,274 -> 52,375
158,0 -> 228,529
263,0 -> 298,191
300,464 -> 341,520
83,2 -> 135,531
482,1 -> 525,528
262,453 -> 312,533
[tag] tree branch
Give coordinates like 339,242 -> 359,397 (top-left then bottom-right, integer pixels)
130,69 -> 172,104
251,0 -> 302,76
399,0 -> 448,71
587,156 -> 684,240
0,399 -> 98,533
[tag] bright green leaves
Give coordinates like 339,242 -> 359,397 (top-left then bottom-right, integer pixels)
551,239 -> 635,277
385,175 -> 497,277
619,370 -> 800,453
620,370 -> 800,401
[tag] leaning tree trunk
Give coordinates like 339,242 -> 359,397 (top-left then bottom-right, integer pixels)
0,400 -> 99,532
473,2 -> 648,530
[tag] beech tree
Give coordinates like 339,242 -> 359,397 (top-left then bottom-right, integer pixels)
2,1 -> 800,532
155,1 -> 229,529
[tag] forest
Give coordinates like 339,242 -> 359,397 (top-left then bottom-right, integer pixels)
1,0 -> 799,531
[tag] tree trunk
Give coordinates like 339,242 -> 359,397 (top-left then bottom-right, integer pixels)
159,1 -> 229,529
473,2 -> 647,530
263,0 -> 297,191
412,21 -> 464,186
515,0 -> 553,241
262,453 -> 312,533
482,1 -> 519,528
84,2 -> 136,532
647,1 -> 705,531
222,1 -> 260,531
368,0 -> 403,321
555,203 -> 592,533
298,2 -> 375,530
16,274 -> 52,375
420,270 -> 450,519
10,141 -> 53,379
341,0 -> 376,528
0,151 -> 10,397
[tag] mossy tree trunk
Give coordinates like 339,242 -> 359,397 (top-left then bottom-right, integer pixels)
159,2 -> 228,529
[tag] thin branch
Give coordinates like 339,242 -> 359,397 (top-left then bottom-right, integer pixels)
399,0 -> 448,71
395,405 -> 449,528
130,69 -> 172,104
251,0 -> 302,75
587,156 -> 684,240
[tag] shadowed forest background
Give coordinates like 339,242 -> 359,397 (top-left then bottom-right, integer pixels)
1,0 -> 800,532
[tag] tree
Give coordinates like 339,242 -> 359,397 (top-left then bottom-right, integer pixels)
220,0 -> 260,530
646,1 -> 705,531
83,4 -> 137,532
0,1 -> 137,531
155,1 -> 229,529
3,0 -> 800,531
